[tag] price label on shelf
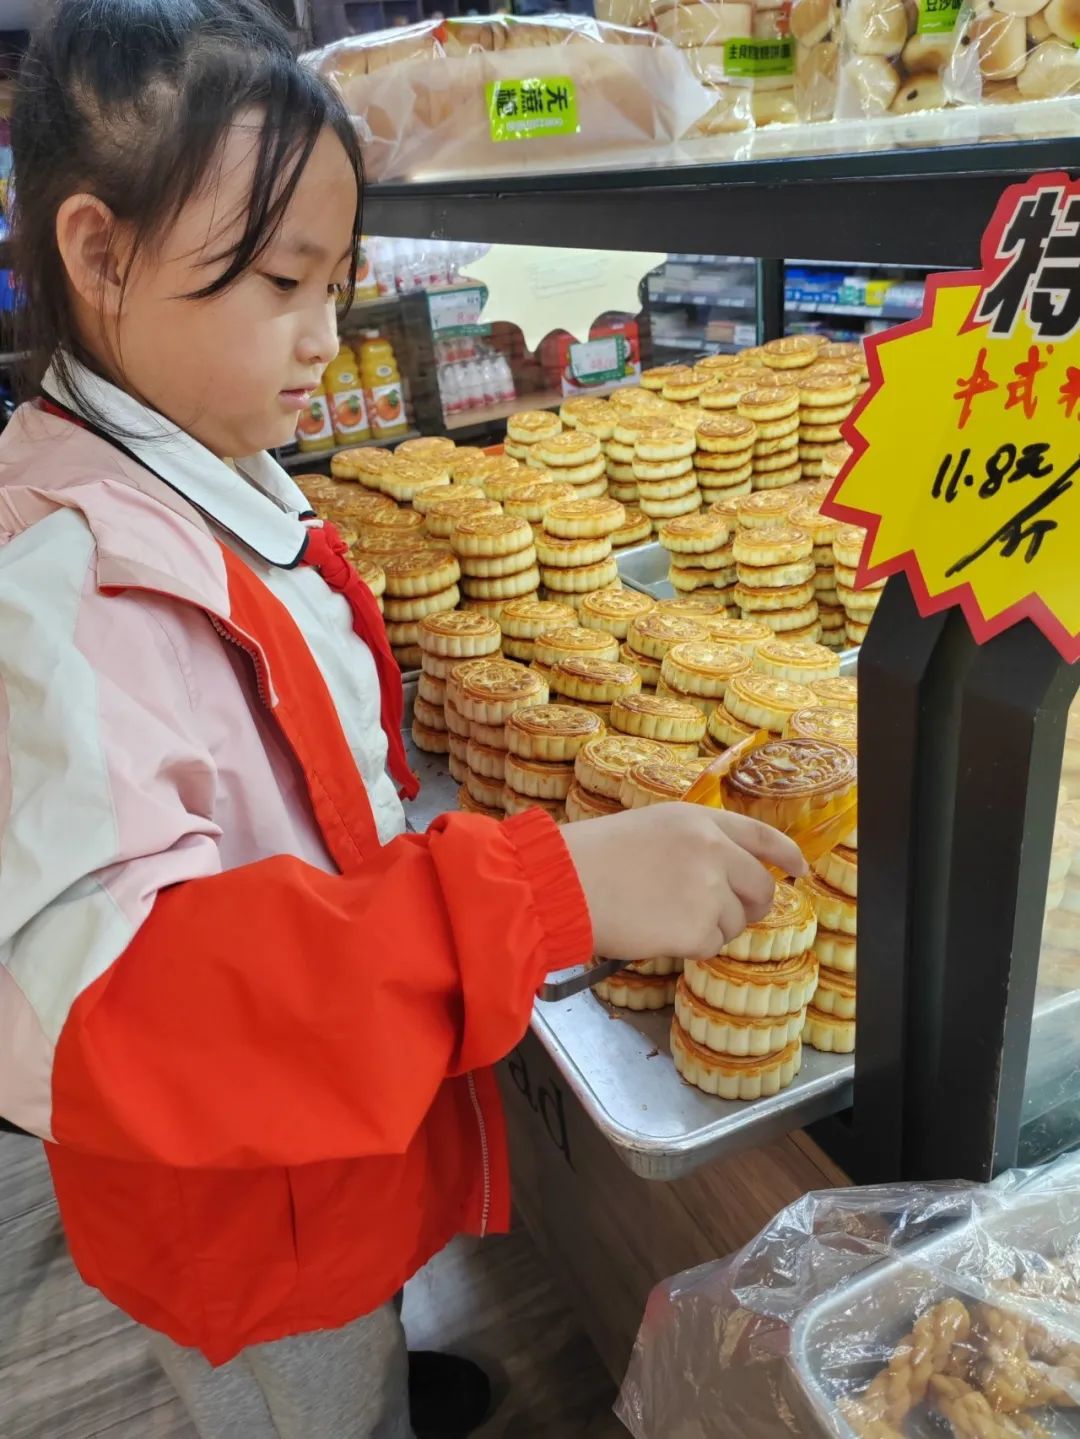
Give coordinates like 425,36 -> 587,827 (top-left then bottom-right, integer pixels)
428,287 -> 487,335
569,336 -> 628,385
486,77 -> 580,143
827,171 -> 1080,662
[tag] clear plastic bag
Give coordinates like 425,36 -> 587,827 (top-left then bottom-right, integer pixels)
832,0 -> 981,118
952,0 -> 1080,109
652,0 -> 801,130
617,1154 -> 1080,1438
303,16 -> 718,182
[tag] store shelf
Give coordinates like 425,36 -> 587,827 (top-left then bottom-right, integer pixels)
786,301 -> 922,321
652,336 -> 736,354
648,289 -> 756,310
275,429 -> 420,471
445,382 -> 627,435
363,140 -> 1080,267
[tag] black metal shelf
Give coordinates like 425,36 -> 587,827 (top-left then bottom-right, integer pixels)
363,139 -> 1080,268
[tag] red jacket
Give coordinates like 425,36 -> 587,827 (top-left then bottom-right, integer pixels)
0,396 -> 594,1363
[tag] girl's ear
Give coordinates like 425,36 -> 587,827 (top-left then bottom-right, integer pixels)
55,193 -> 130,317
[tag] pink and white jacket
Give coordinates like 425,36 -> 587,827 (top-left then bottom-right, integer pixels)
0,361 -> 593,1362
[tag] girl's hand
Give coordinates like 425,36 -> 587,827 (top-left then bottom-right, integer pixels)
560,804 -> 807,963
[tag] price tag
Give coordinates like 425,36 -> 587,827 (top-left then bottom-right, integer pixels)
569,336 -> 627,385
486,77 -> 580,143
828,172 -> 1080,661
428,287 -> 487,335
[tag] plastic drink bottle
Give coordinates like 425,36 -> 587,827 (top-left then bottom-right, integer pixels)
360,330 -> 409,439
295,380 -> 335,452
324,344 -> 371,443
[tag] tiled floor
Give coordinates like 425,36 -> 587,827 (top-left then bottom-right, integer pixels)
0,1135 -> 625,1438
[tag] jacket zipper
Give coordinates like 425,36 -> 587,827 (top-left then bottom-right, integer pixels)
212,607 -> 494,1232
466,1075 -> 492,1238
209,614 -> 272,709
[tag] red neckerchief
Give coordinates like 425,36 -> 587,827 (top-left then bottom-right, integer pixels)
37,396 -> 418,799
299,518 -> 418,799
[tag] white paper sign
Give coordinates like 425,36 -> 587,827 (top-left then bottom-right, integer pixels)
460,245 -> 666,353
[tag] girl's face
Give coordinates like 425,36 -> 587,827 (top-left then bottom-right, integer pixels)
65,118 -> 356,458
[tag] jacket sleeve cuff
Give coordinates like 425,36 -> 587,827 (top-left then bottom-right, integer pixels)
501,809 -> 594,982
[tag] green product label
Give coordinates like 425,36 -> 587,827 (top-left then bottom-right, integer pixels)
723,38 -> 795,78
486,77 -> 580,143
916,0 -> 961,34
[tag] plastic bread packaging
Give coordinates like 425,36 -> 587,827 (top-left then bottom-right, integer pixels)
303,15 -> 718,182
948,0 -> 1080,111
616,1151 -> 1080,1438
649,0 -> 806,132
832,0 -> 981,119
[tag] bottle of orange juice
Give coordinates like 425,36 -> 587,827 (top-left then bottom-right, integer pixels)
354,240 -> 380,303
295,379 -> 335,452
324,344 -> 371,444
360,329 -> 409,440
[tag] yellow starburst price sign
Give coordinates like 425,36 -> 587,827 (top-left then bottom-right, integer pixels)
828,172 -> 1080,661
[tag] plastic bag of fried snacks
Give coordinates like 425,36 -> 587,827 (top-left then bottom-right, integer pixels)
617,1151 -> 1080,1438
304,15 -> 717,183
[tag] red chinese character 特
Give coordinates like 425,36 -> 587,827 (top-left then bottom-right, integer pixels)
954,347 -> 999,429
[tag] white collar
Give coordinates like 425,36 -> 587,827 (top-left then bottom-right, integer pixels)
42,356 -> 312,568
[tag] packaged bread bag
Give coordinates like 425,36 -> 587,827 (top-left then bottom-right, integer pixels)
306,15 -> 716,182
953,0 -> 1080,107
789,0 -> 842,120
832,0 -> 980,118
651,0 -> 803,130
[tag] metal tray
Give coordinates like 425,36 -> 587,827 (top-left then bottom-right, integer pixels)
531,995 -> 852,1180
616,540 -> 678,598
789,1153 -> 1080,1438
616,541 -> 861,672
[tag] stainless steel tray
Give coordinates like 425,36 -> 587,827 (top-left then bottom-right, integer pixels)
616,541 -> 861,672
616,539 -> 676,598
531,995 -> 852,1181
790,1153 -> 1080,1438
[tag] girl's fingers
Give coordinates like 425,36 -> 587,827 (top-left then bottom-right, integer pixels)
707,811 -> 808,877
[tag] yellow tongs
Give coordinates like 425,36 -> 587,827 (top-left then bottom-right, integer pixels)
538,730 -> 857,1001
681,728 -> 859,877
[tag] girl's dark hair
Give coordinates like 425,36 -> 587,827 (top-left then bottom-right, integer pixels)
11,0 -> 363,428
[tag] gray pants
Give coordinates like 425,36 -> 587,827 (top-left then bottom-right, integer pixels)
147,1301 -> 413,1439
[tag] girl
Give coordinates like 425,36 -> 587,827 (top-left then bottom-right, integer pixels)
0,3 -> 802,1436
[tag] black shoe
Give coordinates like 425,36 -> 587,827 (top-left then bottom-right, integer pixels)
408,1351 -> 493,1438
